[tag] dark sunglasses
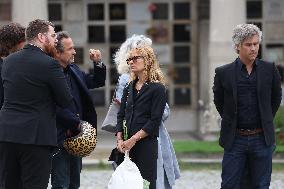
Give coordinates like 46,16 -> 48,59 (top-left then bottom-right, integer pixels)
126,56 -> 144,64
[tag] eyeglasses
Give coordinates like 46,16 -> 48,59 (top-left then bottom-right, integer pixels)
126,56 -> 144,64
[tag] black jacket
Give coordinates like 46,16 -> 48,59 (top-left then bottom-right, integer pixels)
0,58 -> 3,107
213,58 -> 282,149
116,80 -> 166,138
56,63 -> 106,143
0,44 -> 73,146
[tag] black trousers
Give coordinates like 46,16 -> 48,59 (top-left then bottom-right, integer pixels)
129,137 -> 158,189
0,142 -> 52,189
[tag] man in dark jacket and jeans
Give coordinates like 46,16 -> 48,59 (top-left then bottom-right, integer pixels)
213,24 -> 282,189
51,31 -> 106,189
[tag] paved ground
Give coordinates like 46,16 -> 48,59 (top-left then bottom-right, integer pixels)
48,169 -> 284,189
47,131 -> 284,188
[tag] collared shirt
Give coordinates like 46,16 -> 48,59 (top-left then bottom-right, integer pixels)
236,58 -> 261,129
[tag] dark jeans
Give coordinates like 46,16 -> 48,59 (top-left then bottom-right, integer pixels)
0,142 -> 52,189
221,133 -> 275,189
51,148 -> 82,189
240,163 -> 253,189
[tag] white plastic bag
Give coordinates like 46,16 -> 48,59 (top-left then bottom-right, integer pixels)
108,151 -> 143,189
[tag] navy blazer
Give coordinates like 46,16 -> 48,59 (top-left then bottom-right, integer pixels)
213,58 -> 282,149
0,44 -> 73,146
117,80 -> 166,138
56,63 -> 106,143
0,58 -> 3,107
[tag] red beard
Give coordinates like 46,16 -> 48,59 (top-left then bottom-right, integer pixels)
44,43 -> 57,58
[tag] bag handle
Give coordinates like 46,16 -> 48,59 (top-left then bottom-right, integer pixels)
111,85 -> 118,102
112,75 -> 124,102
124,150 -> 129,158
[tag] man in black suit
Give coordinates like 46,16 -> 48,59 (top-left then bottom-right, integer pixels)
50,31 -> 106,189
213,24 -> 282,189
0,22 -> 25,107
0,19 -> 73,189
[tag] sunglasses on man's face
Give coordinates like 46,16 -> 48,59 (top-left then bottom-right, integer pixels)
126,56 -> 144,64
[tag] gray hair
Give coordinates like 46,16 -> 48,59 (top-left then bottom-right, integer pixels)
55,31 -> 71,53
232,24 -> 262,53
114,34 -> 152,74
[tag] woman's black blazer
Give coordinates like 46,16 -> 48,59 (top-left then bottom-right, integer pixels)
116,80 -> 166,138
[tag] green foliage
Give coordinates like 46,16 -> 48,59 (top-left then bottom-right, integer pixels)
173,140 -> 223,153
276,144 -> 284,153
143,180 -> 150,189
178,162 -> 221,170
274,106 -> 284,132
97,160 -> 108,169
274,106 -> 284,144
177,162 -> 284,171
173,140 -> 284,154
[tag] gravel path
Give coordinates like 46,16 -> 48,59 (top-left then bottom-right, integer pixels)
48,169 -> 284,189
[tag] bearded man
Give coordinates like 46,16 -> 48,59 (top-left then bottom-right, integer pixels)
0,19 -> 73,189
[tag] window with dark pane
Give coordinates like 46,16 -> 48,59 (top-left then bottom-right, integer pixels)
74,47 -> 84,64
48,3 -> 62,21
246,1 -> 262,19
88,3 -> 104,20
90,89 -> 105,106
152,3 -> 168,20
247,22 -> 262,30
174,88 -> 191,105
110,25 -> 126,43
173,24 -> 191,42
109,3 -> 126,20
174,67 -> 190,84
110,67 -> 119,85
267,44 -> 284,81
54,25 -> 62,33
257,44 -> 262,59
198,0 -> 209,19
0,2 -> 11,21
88,25 -> 105,43
174,46 -> 190,63
110,46 -> 119,65
174,2 -> 190,19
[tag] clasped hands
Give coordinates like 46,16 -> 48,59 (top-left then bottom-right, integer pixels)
117,137 -> 137,153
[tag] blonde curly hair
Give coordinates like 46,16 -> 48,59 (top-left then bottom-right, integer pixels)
129,46 -> 165,85
114,34 -> 152,75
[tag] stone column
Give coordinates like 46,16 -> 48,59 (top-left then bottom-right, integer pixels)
204,0 -> 246,134
12,0 -> 48,26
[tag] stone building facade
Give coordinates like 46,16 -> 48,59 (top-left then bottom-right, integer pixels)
0,0 -> 283,133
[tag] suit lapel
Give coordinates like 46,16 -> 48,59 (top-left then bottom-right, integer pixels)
230,60 -> 238,103
69,66 -> 93,100
256,59 -> 263,99
128,81 -> 134,104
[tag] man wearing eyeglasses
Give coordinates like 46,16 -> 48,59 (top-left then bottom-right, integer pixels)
0,19 -> 73,189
